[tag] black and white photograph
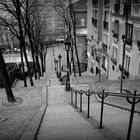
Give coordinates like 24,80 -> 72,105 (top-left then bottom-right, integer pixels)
0,0 -> 140,139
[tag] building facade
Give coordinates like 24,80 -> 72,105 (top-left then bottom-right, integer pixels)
73,0 -> 87,67
87,0 -> 110,77
87,0 -> 140,80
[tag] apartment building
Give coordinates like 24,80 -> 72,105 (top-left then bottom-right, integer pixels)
73,0 -> 87,65
87,0 -> 140,80
109,0 -> 140,80
87,0 -> 110,77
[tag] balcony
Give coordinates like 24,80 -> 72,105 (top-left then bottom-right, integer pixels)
119,65 -> 129,77
95,56 -> 100,63
114,3 -> 120,13
113,32 -> 119,41
103,21 -> 109,31
124,69 -> 129,77
131,4 -> 140,17
102,43 -> 107,53
125,38 -> 132,46
102,64 -> 106,71
92,18 -> 97,27
110,57 -> 117,65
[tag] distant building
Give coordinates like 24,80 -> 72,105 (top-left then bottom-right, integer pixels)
73,0 -> 88,70
40,0 -> 65,41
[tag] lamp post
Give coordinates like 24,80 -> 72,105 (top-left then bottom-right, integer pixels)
64,38 -> 71,91
54,58 -> 57,71
97,49 -> 102,82
58,54 -> 62,80
56,59 -> 58,77
120,35 -> 126,92
120,0 -> 132,92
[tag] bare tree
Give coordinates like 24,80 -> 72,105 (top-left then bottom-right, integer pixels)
0,0 -> 34,87
0,48 -> 16,102
53,0 -> 81,76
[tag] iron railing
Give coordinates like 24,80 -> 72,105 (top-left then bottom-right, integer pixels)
70,87 -> 140,140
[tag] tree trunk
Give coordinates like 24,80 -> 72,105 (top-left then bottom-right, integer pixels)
20,46 -> 27,87
71,47 -> 76,77
23,44 -> 34,86
40,50 -> 44,76
0,48 -> 16,102
35,53 -> 41,79
28,35 -> 37,79
16,0 -> 34,86
25,4 -> 38,80
73,12 -> 81,77
69,2 -> 81,77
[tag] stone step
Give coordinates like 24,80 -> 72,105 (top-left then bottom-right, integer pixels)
48,86 -> 70,106
36,105 -> 105,140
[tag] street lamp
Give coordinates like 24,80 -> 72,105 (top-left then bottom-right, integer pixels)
58,54 -> 62,80
54,58 -> 57,71
96,49 -> 102,82
64,38 -> 71,91
55,59 -> 58,77
120,35 -> 126,92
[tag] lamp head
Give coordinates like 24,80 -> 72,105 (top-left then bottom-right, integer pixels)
64,38 -> 71,51
58,54 -> 62,59
122,35 -> 126,42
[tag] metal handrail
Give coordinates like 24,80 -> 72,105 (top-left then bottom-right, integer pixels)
70,87 -> 140,140
71,88 -> 140,99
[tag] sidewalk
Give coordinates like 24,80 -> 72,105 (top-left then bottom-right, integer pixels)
36,73 -> 140,140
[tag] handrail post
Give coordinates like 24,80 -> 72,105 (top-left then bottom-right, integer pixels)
98,90 -> 108,129
80,93 -> 82,112
75,91 -> 77,108
87,91 -> 90,118
71,88 -> 73,105
126,90 -> 140,140
99,90 -> 105,128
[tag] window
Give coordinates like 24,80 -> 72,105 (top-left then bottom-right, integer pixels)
102,56 -> 106,71
92,10 -> 98,27
103,11 -> 109,30
112,46 -> 117,60
111,46 -> 117,65
104,0 -> 109,7
92,0 -> 98,7
124,55 -> 130,71
93,10 -> 98,19
126,23 -> 133,45
103,34 -> 108,45
91,46 -> 94,57
133,0 -> 140,4
113,20 -> 119,40
104,11 -> 109,21
81,18 -> 85,26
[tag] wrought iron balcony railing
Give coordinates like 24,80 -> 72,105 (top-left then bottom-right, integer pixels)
92,18 -> 97,27
131,4 -> 140,17
114,3 -> 120,13
102,43 -> 107,53
110,57 -> 117,65
103,21 -> 109,30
